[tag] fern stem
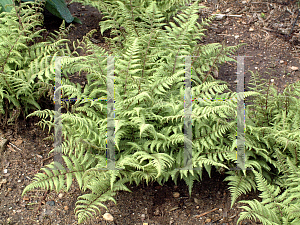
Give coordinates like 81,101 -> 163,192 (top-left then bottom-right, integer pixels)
13,0 -> 32,59
139,30 -> 155,94
129,0 -> 140,37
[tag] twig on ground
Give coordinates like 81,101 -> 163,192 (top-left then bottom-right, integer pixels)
41,154 -> 54,165
7,145 -> 16,152
9,142 -> 23,151
194,207 -> 219,218
217,34 -> 233,36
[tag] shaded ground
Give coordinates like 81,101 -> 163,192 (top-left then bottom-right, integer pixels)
201,0 -> 300,94
0,0 -> 299,224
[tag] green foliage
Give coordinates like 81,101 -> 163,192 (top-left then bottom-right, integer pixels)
21,0 -> 244,223
0,0 -> 13,12
14,0 -> 300,224
238,164 -> 300,225
236,73 -> 300,225
0,0 -> 73,124
0,0 -> 81,24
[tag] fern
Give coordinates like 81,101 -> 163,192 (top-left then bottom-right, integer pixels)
18,1 -> 300,224
0,0 -> 73,125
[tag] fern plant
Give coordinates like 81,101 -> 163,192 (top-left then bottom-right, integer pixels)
238,159 -> 300,225
20,1 -> 248,223
20,0 -> 300,224
234,73 -> 300,224
221,72 -> 300,215
0,0 -> 74,125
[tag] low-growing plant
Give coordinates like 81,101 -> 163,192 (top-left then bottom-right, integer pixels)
21,1 -> 246,223
9,0 -> 300,224
0,0 -> 73,125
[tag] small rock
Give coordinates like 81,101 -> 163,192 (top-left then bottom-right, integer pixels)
205,218 -> 212,223
58,193 -> 64,199
3,169 -> 7,174
0,178 -> 7,185
173,192 -> 180,198
249,27 -> 254,32
46,201 -> 55,206
64,205 -> 69,211
280,60 -> 284,64
291,66 -> 298,71
103,212 -> 114,222
278,28 -> 289,35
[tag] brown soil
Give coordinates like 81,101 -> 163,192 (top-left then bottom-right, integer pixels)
0,0 -> 299,224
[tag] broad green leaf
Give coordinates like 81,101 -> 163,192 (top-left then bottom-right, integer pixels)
0,0 -> 13,13
21,0 -> 82,24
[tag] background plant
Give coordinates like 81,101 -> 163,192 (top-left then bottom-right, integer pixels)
0,0 -> 81,24
236,73 -> 300,225
0,0 -> 73,125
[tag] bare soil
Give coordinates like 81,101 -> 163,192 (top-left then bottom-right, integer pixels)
0,0 -> 299,224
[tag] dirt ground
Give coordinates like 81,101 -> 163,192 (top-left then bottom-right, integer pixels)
0,0 -> 299,224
